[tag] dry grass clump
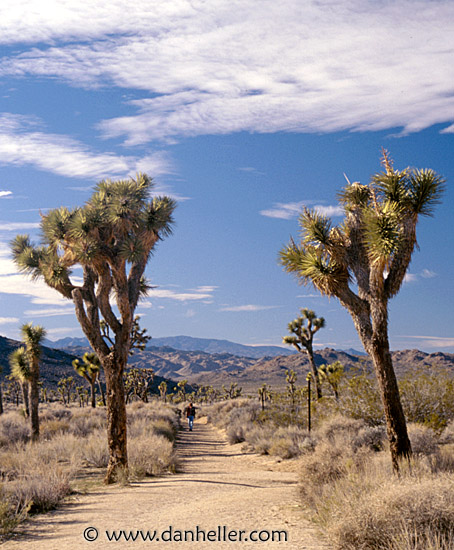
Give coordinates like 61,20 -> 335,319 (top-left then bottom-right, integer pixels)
324,471 -> 454,550
0,411 -> 31,447
407,423 -> 439,456
128,434 -> 179,478
298,416 -> 454,550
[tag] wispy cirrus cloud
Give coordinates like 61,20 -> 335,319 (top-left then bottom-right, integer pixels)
0,221 -> 40,231
0,113 -> 174,180
0,1 -> 452,144
23,307 -> 75,318
220,304 -> 279,312
144,285 -> 217,303
260,201 -> 343,220
404,269 -> 438,283
0,191 -> 12,198
0,316 -> 19,325
396,335 -> 454,349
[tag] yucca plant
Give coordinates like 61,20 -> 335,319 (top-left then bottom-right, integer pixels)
20,323 -> 46,440
282,308 -> 325,399
73,352 -> 101,408
279,150 -> 445,471
9,347 -> 31,419
11,173 -> 176,483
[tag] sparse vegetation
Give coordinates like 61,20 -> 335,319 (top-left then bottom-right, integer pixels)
204,363 -> 454,550
0,401 -> 180,538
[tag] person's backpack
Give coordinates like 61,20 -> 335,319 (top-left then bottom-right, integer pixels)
189,406 -> 196,417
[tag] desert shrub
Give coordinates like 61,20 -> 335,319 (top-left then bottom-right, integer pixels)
5,468 -> 72,514
326,472 -> 454,550
226,420 -> 254,444
80,432 -> 109,468
69,408 -> 106,437
0,488 -> 29,537
335,369 -> 384,426
269,426 -> 316,459
40,419 -> 71,438
128,434 -> 179,478
400,368 -> 454,432
243,424 -> 277,455
0,412 -> 30,447
439,419 -> 454,445
407,423 -> 439,457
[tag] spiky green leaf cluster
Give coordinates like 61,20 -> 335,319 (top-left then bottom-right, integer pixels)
9,347 -> 31,381
280,152 -> 445,299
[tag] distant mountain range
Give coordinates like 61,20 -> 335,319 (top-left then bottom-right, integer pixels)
45,335 -> 296,359
5,334 -> 454,392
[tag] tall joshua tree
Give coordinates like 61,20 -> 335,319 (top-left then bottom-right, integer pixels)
73,352 -> 101,408
11,174 -> 176,482
282,308 -> 325,399
21,323 -> 46,440
279,151 -> 445,471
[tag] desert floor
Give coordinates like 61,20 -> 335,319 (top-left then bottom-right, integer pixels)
2,416 -> 331,549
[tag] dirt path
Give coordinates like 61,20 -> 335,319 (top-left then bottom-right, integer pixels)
2,418 -> 330,549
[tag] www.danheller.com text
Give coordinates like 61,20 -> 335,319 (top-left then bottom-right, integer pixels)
83,525 -> 289,543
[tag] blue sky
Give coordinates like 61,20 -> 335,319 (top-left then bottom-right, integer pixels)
0,0 -> 453,353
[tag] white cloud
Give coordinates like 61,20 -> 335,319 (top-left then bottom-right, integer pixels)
0,222 -> 40,231
260,201 -> 306,220
220,304 -> 279,312
403,273 -> 418,283
260,201 -> 343,220
0,191 -> 12,198
421,269 -> 437,279
147,286 -> 216,302
1,1 -> 452,143
0,113 -> 174,180
397,335 -> 454,349
0,316 -> 19,324
23,307 -> 75,318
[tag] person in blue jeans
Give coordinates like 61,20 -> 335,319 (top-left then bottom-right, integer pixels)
185,402 -> 196,431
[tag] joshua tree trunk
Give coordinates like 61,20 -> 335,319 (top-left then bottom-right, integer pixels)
305,343 -> 322,400
103,354 -> 128,484
351,299 -> 412,471
90,379 -> 96,408
97,376 -> 106,406
29,360 -> 40,440
21,382 -> 30,417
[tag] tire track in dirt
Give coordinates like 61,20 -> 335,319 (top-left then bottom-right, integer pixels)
2,417 -> 330,549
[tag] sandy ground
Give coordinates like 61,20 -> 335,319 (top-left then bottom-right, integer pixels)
2,417 -> 331,549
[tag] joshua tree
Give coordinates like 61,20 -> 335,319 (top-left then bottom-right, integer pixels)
158,380 -> 167,402
73,352 -> 101,408
286,369 -> 298,412
282,308 -> 325,399
318,361 -> 344,400
5,375 -> 21,407
20,323 -> 47,440
58,376 -> 75,405
176,380 -> 187,401
279,150 -> 445,471
222,382 -> 242,400
11,173 -> 176,483
124,367 -> 154,403
258,383 -> 271,411
9,347 -> 31,417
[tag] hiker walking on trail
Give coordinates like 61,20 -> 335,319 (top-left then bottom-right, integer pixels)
185,402 -> 196,431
